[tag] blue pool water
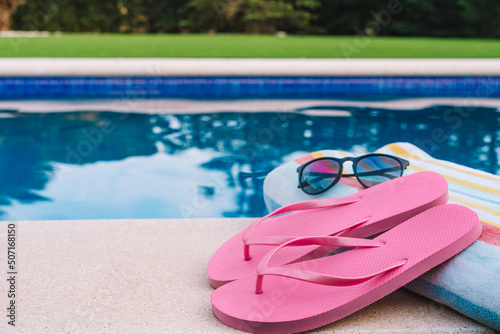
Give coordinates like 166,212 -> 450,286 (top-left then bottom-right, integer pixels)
0,103 -> 499,220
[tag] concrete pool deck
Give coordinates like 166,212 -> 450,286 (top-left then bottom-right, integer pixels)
0,218 -> 494,333
1,58 -> 500,77
1,98 -> 500,115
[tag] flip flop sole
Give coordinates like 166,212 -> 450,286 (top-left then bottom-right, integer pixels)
211,204 -> 481,334
208,172 -> 449,288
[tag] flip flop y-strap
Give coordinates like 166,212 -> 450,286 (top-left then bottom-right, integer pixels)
256,235 -> 407,294
242,196 -> 363,261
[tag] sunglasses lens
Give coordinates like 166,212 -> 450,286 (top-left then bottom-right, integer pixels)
356,155 -> 403,187
300,159 -> 341,194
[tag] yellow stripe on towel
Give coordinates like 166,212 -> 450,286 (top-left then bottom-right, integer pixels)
449,195 -> 500,221
479,218 -> 500,229
406,165 -> 500,197
389,143 -> 500,182
311,151 -> 324,159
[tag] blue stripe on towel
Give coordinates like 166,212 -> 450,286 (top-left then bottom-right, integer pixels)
448,186 -> 500,207
406,279 -> 500,331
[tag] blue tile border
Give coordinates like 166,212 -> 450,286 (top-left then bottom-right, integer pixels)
1,76 -> 500,99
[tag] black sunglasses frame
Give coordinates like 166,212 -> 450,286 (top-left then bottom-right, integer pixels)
297,153 -> 410,195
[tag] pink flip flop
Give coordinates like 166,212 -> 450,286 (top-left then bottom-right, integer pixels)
208,172 -> 448,288
211,204 -> 482,333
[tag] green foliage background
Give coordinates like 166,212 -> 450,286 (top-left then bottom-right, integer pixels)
9,0 -> 500,37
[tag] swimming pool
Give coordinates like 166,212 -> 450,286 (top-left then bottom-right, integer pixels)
1,101 -> 498,220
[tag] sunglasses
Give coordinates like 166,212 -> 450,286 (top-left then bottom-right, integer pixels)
297,153 -> 410,195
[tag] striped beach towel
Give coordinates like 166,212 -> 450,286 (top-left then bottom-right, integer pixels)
263,142 -> 500,330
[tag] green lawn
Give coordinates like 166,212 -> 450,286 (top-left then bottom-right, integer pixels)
1,33 -> 500,58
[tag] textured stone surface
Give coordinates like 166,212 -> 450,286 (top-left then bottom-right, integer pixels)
0,98 -> 499,114
0,218 -> 494,333
1,58 -> 500,76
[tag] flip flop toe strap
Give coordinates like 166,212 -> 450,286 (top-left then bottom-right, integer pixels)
255,236 -> 407,294
242,196 -> 363,261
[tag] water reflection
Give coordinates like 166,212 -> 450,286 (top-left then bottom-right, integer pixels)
0,104 -> 498,220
